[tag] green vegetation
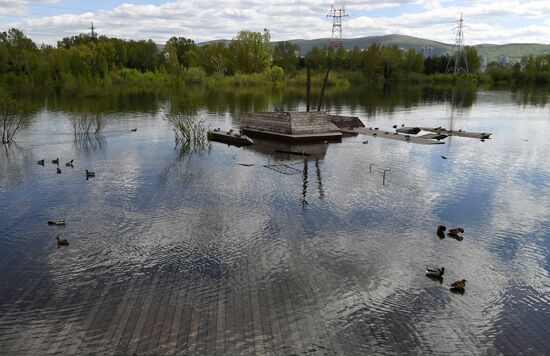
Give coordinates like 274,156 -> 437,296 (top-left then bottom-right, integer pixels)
1,28 -> 550,98
0,87 -> 29,144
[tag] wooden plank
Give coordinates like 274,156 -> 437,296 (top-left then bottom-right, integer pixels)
166,275 -> 190,354
418,127 -> 492,139
126,268 -> 162,355
64,282 -> 114,355
174,282 -> 196,354
153,268 -> 180,355
95,273 -> 142,353
214,288 -> 226,356
112,268 -> 158,354
142,266 -> 176,354
353,127 -> 445,145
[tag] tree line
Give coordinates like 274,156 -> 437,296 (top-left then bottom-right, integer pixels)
2,27 -> 550,93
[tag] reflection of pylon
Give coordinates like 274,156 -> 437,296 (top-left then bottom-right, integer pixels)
446,13 -> 468,73
327,5 -> 349,48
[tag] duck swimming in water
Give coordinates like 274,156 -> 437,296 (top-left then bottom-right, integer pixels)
56,236 -> 69,246
48,220 -> 66,225
65,159 -> 74,167
57,167 -> 62,174
449,227 -> 464,234
450,279 -> 467,292
437,225 -> 446,239
37,159 -> 44,165
85,170 -> 95,177
52,158 -> 59,165
426,267 -> 444,278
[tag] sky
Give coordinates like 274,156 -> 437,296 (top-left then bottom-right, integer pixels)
1,1 -> 549,45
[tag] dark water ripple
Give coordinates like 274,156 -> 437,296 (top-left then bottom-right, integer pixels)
1,88 -> 550,354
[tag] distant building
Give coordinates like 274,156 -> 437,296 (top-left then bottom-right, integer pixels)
480,56 -> 489,72
419,46 -> 433,59
499,55 -> 510,66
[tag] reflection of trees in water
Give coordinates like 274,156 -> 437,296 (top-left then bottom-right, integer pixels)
510,86 -> 550,107
70,113 -> 105,137
0,142 -> 26,188
74,134 -> 106,154
45,88 -> 165,114
301,159 -> 325,212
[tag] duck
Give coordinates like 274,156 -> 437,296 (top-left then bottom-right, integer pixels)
56,236 -> 69,246
449,227 -> 464,235
441,155 -> 447,159
65,159 -> 74,167
362,140 -> 368,144
401,124 -> 405,127
437,225 -> 446,239
57,167 -> 62,174
48,220 -> 66,225
448,232 -> 464,241
392,125 -> 398,129
426,267 -> 444,278
37,159 -> 45,165
372,133 -> 377,136
374,127 -> 379,130
85,170 -> 95,177
131,128 -> 137,132
450,279 -> 467,292
52,158 -> 59,165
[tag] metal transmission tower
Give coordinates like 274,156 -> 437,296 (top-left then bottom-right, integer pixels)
446,13 -> 468,73
327,5 -> 349,48
90,21 -> 97,41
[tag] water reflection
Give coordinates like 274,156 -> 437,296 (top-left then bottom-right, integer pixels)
0,85 -> 549,354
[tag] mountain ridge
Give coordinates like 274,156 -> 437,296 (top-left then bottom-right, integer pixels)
198,34 -> 550,60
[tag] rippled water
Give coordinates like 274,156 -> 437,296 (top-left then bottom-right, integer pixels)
1,86 -> 549,355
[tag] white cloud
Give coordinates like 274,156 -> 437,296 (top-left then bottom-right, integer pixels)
1,0 -> 549,45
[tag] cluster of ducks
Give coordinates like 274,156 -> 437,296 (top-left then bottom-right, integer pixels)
427,225 -> 467,293
47,220 -> 69,246
37,158 -> 95,178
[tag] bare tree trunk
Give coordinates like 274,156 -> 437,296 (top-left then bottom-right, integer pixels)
306,66 -> 311,112
317,68 -> 330,112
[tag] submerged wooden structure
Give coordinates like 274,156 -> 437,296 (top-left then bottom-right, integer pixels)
241,111 -> 343,142
419,127 -> 492,139
207,129 -> 253,146
351,127 -> 445,145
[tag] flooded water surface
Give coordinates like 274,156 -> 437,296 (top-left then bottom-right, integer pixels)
1,86 -> 549,354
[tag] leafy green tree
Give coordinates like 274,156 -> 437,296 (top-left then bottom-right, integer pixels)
164,37 -> 196,68
228,29 -> 271,73
273,41 -> 300,72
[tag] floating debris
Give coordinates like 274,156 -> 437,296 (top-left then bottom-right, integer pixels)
441,155 -> 447,159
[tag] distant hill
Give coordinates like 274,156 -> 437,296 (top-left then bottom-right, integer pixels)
195,34 -> 550,61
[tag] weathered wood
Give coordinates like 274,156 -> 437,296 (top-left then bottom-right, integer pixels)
241,111 -> 343,142
419,127 -> 492,139
327,114 -> 365,129
352,127 -> 445,145
208,129 -> 253,146
396,127 -> 421,134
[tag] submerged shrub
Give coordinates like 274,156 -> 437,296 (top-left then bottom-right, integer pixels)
164,112 -> 209,150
